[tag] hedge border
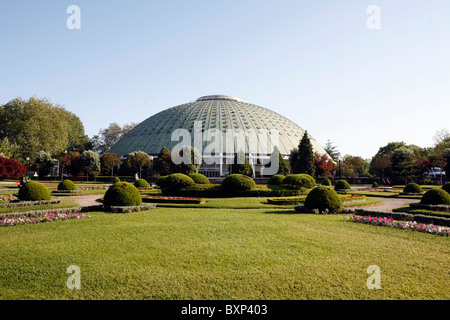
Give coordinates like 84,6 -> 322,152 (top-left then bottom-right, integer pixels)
0,199 -> 61,209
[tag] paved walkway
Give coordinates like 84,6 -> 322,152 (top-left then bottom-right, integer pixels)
59,194 -> 102,207
352,197 -> 419,212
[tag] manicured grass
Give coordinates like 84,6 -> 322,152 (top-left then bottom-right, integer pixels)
393,206 -> 450,218
0,206 -> 448,300
349,190 -> 423,199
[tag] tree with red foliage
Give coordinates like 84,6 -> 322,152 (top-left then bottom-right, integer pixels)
0,156 -> 27,180
314,153 -> 335,177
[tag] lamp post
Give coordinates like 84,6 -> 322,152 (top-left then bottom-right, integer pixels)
26,157 -> 30,179
338,156 -> 342,180
149,156 -> 154,186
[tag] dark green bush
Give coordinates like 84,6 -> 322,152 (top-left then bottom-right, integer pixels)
403,183 -> 423,194
372,182 -> 378,188
188,173 -> 210,184
335,180 -> 351,191
103,182 -> 142,207
442,183 -> 450,194
268,174 -> 286,185
162,173 -> 195,193
283,174 -> 316,189
421,188 -> 450,205
222,174 -> 256,191
113,177 -> 121,184
156,176 -> 168,189
18,181 -> 51,201
134,179 -> 150,188
321,178 -> 332,186
304,186 -> 343,213
57,179 -> 77,191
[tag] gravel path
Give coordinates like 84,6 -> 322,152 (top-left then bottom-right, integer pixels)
60,194 -> 102,207
353,197 -> 420,212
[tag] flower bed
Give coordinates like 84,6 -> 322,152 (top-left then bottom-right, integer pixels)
1,208 -> 90,227
345,215 -> 450,237
0,199 -> 61,208
142,195 -> 206,204
0,194 -> 17,202
79,185 -> 110,191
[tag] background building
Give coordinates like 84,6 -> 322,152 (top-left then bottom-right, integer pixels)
110,95 -> 329,177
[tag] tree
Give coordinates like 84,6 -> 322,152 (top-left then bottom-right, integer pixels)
81,150 -> 101,181
176,146 -> 202,175
0,156 -> 27,180
340,155 -> 369,180
0,137 -> 21,160
265,146 -> 290,176
153,146 -> 175,176
127,150 -> 152,178
90,122 -> 137,155
0,97 -> 89,159
314,153 -> 335,177
231,150 -> 253,177
34,151 -> 54,177
101,152 -> 122,179
391,147 -> 421,184
57,152 -> 71,180
67,151 -> 82,177
323,140 -> 340,162
431,154 -> 447,185
370,154 -> 392,180
293,131 -> 315,176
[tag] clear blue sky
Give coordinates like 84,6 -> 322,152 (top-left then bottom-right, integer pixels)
1,0 -> 449,159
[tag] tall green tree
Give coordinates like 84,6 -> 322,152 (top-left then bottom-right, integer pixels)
90,122 -> 137,155
101,152 -> 122,179
293,131 -> 315,176
127,150 -> 152,178
34,151 -> 54,177
153,146 -> 175,176
265,146 -> 289,176
231,150 -> 253,177
81,150 -> 101,181
323,140 -> 340,162
0,97 -> 88,159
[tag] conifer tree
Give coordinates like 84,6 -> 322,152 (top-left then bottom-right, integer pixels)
293,131 -> 315,176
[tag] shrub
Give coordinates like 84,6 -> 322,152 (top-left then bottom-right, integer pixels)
304,186 -> 343,213
188,173 -> 210,184
284,174 -> 316,189
222,174 -> 256,191
113,177 -> 121,184
403,183 -> 423,194
156,176 -> 168,189
18,181 -> 51,201
134,179 -> 150,188
162,173 -> 195,193
321,178 -> 332,186
103,182 -> 142,207
442,183 -> 450,194
57,179 -> 77,191
335,180 -> 351,191
372,182 -> 378,188
421,188 -> 450,205
268,174 -> 286,185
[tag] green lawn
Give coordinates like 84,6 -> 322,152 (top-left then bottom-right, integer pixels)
0,205 -> 448,300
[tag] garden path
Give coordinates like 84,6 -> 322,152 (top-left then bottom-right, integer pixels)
60,194 -> 102,207
353,197 -> 419,212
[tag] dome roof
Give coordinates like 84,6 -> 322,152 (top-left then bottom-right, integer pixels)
110,95 -> 328,156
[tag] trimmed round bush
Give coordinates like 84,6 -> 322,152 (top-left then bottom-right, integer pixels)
57,179 -> 77,191
335,180 -> 351,191
113,177 -> 121,184
304,186 -> 343,213
163,173 -> 195,193
321,178 -> 332,186
372,182 -> 378,188
284,174 -> 316,189
442,182 -> 450,194
188,173 -> 210,184
222,174 -> 256,191
18,181 -> 51,201
420,188 -> 450,205
403,183 -> 423,194
268,174 -> 286,185
134,179 -> 150,188
103,182 -> 142,207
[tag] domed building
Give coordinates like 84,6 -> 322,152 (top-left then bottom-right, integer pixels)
110,95 -> 329,177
